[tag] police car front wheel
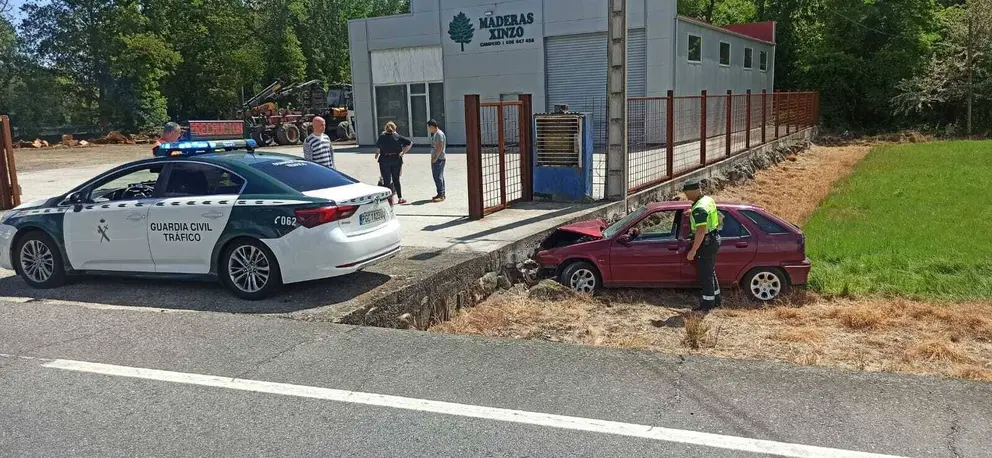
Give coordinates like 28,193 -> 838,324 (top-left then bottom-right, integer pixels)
13,230 -> 66,289
220,238 -> 282,300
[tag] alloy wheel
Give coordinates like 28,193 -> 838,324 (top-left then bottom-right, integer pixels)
569,268 -> 597,293
20,240 -> 55,284
750,271 -> 782,301
228,245 -> 271,293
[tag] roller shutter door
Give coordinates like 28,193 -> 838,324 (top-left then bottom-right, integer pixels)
545,29 -> 647,147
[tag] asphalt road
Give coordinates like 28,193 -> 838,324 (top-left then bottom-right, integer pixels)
1,298 -> 990,457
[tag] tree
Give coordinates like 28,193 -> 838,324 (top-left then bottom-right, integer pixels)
892,0 -> 992,135
112,32 -> 180,132
448,12 -> 474,52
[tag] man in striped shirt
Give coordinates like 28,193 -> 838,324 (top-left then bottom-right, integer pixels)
303,116 -> 334,168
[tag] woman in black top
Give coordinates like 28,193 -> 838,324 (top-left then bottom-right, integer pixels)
375,121 -> 413,204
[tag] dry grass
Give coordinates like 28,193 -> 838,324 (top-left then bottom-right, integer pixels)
434,288 -> 992,383
712,145 -> 871,226
906,340 -> 973,364
682,313 -> 712,349
836,306 -> 889,331
433,144 -> 992,383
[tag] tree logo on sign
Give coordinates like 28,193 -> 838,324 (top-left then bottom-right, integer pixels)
448,12 -> 474,52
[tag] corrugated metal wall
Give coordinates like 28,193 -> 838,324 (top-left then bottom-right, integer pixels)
545,29 -> 647,148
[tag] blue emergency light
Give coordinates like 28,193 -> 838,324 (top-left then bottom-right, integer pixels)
155,138 -> 257,157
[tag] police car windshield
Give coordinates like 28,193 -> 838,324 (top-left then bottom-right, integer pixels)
249,159 -> 357,192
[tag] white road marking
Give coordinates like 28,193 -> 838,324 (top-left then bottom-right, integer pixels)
32,357 -> 904,458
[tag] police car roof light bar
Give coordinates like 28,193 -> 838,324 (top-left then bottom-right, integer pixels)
155,138 -> 257,157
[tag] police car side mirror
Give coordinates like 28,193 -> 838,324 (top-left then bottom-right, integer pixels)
67,192 -> 84,204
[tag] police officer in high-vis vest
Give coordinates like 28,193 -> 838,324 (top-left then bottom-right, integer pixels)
684,180 -> 722,311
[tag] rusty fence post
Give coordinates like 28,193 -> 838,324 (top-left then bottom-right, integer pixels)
519,94 -> 533,201
0,115 -> 18,209
497,104 -> 507,209
464,95 -> 484,220
666,90 -> 674,178
774,90 -> 781,140
700,90 -> 707,167
761,89 -> 767,144
725,90 -> 732,158
814,90 -> 821,126
745,90 -> 752,150
786,92 -> 792,135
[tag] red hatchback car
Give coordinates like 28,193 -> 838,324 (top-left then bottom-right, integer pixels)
534,202 -> 811,302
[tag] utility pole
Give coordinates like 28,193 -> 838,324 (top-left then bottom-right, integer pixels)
605,0 -> 628,206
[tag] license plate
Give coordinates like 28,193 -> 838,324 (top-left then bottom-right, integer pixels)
359,209 -> 387,225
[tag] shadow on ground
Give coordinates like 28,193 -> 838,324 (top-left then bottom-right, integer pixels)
0,271 -> 391,315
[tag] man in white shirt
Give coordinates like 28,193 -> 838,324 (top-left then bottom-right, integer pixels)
428,119 -> 446,202
303,116 -> 334,168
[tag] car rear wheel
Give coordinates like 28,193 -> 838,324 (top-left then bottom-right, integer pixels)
13,231 -> 66,289
742,267 -> 789,302
220,239 -> 282,300
559,261 -> 600,294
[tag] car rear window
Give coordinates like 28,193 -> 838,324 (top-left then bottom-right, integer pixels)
249,159 -> 357,192
740,210 -> 790,234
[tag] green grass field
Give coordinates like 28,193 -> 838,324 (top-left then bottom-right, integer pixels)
805,140 -> 992,301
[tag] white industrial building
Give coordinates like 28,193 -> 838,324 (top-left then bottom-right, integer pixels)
348,0 -> 776,145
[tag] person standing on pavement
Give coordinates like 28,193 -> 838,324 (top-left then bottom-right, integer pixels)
152,122 -> 182,155
375,121 -> 412,205
684,180 -> 723,311
427,119 -> 446,202
303,116 -> 335,169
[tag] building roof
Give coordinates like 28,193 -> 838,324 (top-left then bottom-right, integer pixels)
677,16 -> 776,46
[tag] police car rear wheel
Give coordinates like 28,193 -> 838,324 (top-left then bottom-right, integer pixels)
14,231 -> 66,289
220,239 -> 281,300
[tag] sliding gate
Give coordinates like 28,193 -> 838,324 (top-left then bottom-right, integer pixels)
464,95 -> 534,220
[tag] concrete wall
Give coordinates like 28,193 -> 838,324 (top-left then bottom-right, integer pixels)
674,18 -> 775,96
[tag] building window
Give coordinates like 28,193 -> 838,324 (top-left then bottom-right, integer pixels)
688,34 -> 702,63
760,50 -> 768,72
374,83 -> 446,140
719,42 -> 731,66
375,85 -> 410,137
744,48 -> 753,69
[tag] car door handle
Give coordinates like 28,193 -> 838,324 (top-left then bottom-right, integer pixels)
202,210 -> 225,219
126,212 -> 146,222
735,241 -> 749,248
667,243 -> 680,251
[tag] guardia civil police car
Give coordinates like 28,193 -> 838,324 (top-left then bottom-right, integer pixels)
0,137 -> 400,300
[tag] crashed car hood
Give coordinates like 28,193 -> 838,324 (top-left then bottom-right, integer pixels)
556,218 -> 607,238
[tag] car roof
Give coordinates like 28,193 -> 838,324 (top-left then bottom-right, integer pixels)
646,201 -> 763,211
188,150 -> 299,167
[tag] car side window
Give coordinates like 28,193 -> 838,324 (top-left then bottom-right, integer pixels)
740,210 -> 789,235
164,163 -> 246,197
632,210 -> 680,241
89,165 -> 164,203
718,210 -> 751,238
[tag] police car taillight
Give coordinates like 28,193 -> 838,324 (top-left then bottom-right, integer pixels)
295,205 -> 359,228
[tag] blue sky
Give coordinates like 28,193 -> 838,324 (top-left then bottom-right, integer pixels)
4,0 -> 33,21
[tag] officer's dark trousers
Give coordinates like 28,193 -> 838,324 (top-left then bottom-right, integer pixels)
695,233 -> 721,309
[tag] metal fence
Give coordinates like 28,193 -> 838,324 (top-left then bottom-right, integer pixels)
465,95 -> 534,220
568,90 -> 818,199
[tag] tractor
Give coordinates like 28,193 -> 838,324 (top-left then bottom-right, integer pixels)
241,80 -> 356,146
